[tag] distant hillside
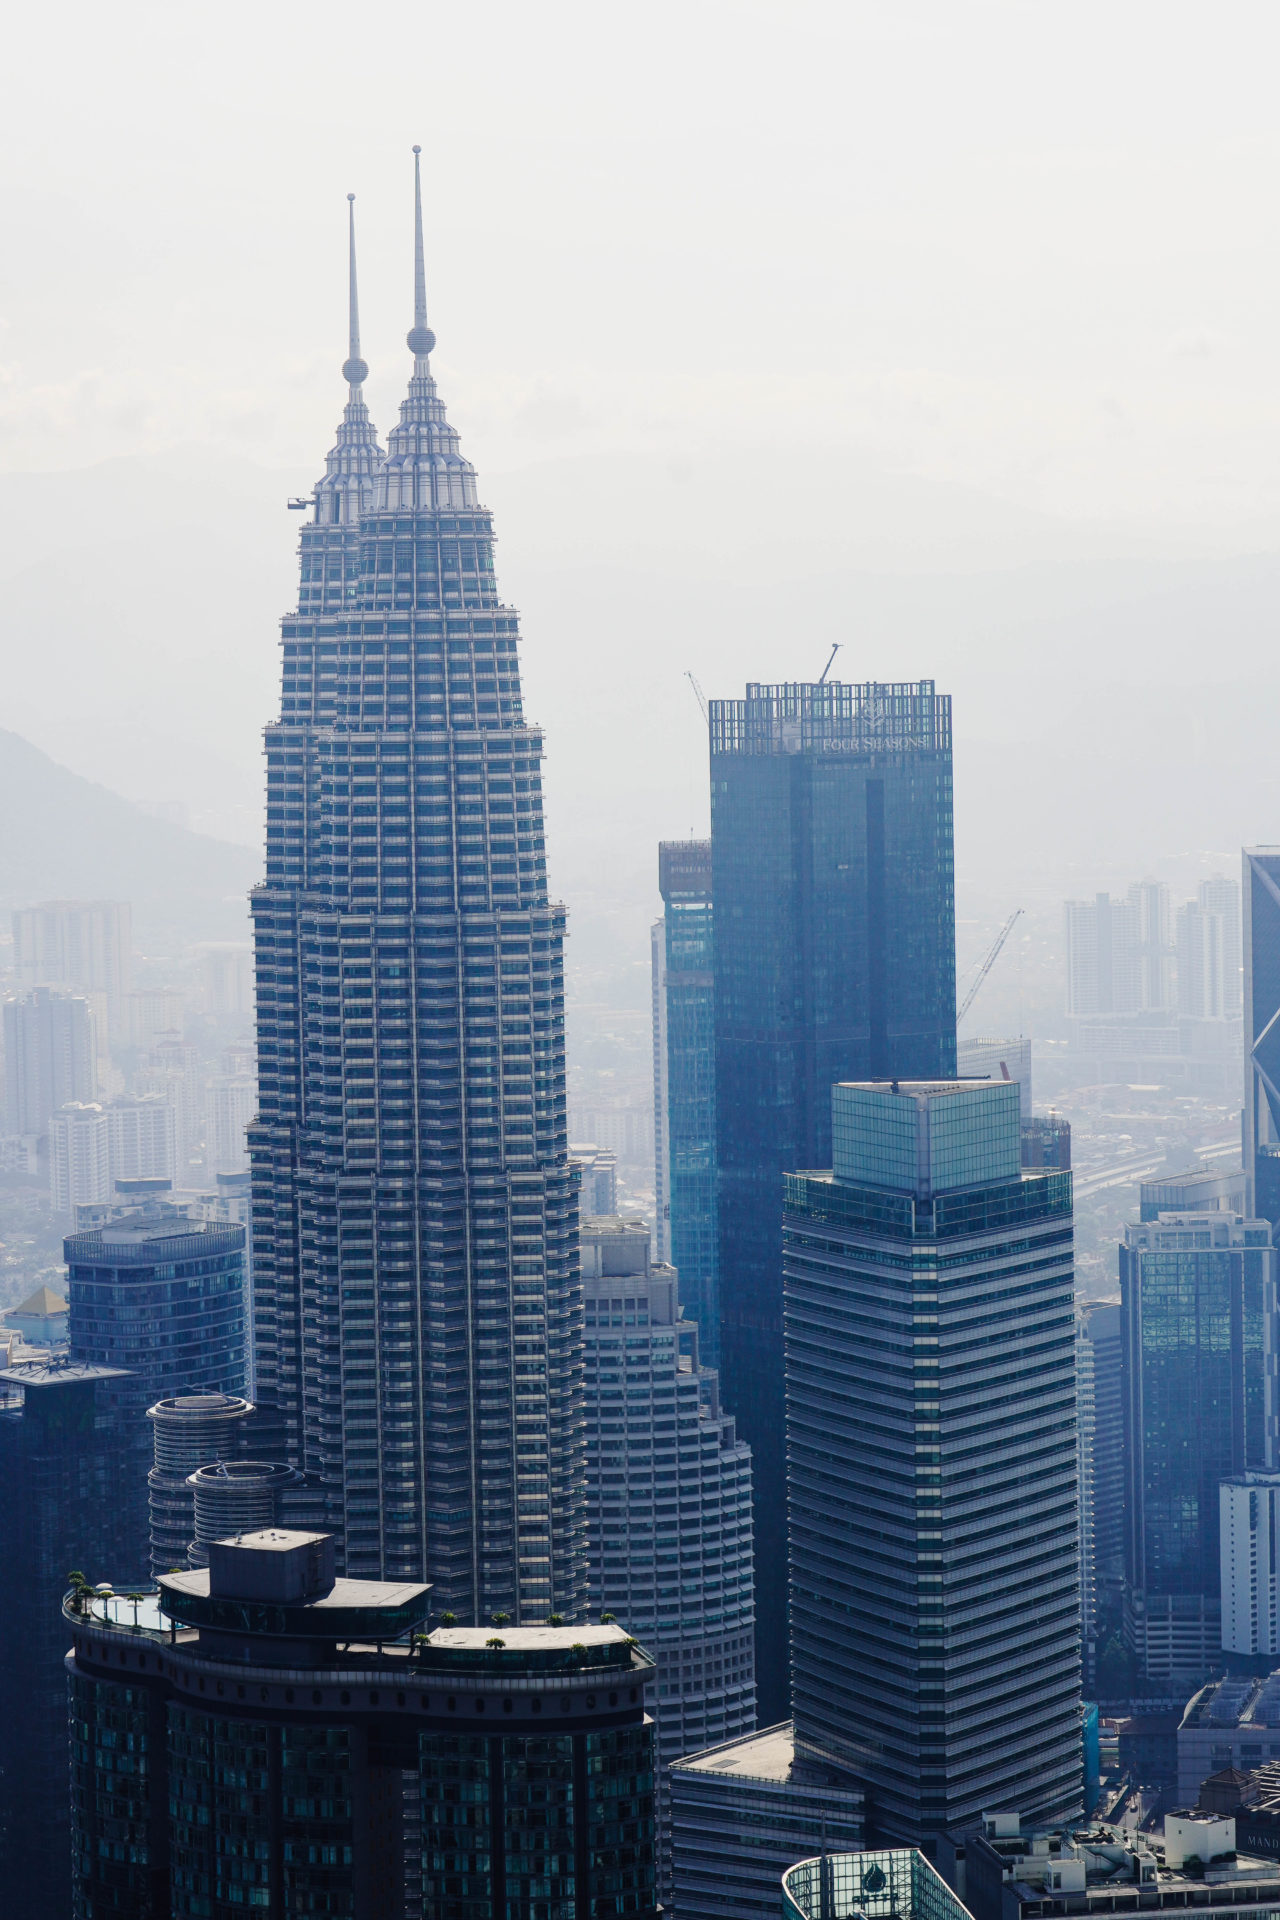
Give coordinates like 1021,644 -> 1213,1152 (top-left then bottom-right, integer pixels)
0,729 -> 260,948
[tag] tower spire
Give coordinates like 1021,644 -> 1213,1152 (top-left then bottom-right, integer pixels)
406,145 -> 437,361
341,193 -> 369,391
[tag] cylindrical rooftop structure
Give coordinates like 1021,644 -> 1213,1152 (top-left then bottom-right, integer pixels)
147,1392 -> 254,1578
188,1460 -> 298,1565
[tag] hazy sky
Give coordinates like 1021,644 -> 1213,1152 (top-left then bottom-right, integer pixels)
7,0 -> 1280,534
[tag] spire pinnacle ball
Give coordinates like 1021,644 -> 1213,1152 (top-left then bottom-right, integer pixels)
407,325 -> 436,356
342,356 -> 369,385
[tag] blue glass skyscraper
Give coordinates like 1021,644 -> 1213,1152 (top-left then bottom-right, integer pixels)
1121,1209 -> 1276,1685
249,166 -> 584,1621
710,679 -> 956,1714
656,840 -> 718,1365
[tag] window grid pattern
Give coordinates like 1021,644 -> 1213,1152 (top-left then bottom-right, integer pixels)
250,350 -> 585,1621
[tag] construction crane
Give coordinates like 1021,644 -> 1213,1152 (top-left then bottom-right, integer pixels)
817,642 -> 841,684
686,672 -> 709,725
957,908 -> 1024,1026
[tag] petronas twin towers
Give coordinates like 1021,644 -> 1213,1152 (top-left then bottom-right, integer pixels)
249,153 -> 585,1623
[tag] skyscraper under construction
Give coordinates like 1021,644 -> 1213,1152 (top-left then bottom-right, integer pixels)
249,160 -> 584,1624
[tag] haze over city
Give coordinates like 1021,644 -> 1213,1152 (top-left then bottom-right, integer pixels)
4,5 -> 1280,1916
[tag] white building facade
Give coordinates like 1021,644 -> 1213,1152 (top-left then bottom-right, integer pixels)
1222,1473 -> 1280,1656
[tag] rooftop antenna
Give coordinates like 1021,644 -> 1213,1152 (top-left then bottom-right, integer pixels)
817,642 -> 841,684
342,193 -> 368,390
407,145 -> 437,360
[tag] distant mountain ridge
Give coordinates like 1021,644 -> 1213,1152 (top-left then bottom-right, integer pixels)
0,728 -> 259,948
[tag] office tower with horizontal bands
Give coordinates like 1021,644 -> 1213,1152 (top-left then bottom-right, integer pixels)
656,839 -> 718,1364
710,680 -> 955,1717
784,1080 -> 1081,1842
249,170 -> 584,1619
1121,1210 -> 1276,1685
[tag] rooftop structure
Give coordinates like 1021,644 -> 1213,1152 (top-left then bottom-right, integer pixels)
1179,1673 -> 1280,1805
66,1529 -> 656,1916
964,1811 -> 1280,1920
4,1283 -> 68,1347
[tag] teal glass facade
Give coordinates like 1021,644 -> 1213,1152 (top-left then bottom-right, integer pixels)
784,1082 -> 1081,1842
782,1847 -> 972,1920
710,680 -> 956,1718
657,841 -> 718,1366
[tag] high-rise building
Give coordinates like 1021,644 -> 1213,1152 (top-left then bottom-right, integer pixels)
0,1357 -> 143,1920
784,1078 -> 1081,1841
65,1205 -> 248,1578
2,985 -> 97,1137
206,1070 -> 256,1172
50,1094 -> 177,1213
11,899 -> 132,1040
48,1101 -> 111,1211
711,680 -> 956,1716
1221,1472 -> 1280,1656
670,1725 -> 865,1920
1121,1211 -> 1276,1684
67,1207 -> 247,1400
1066,882 -> 1173,1018
1244,850 -> 1280,1227
66,1531 -> 657,1918
248,172 -> 583,1617
1179,878 -> 1243,1021
1080,1300 -> 1124,1621
580,1216 -> 755,1892
571,1141 -> 619,1214
655,839 -> 718,1360
107,1089 -> 177,1182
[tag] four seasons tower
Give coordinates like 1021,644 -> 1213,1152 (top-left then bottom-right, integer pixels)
249,159 -> 585,1622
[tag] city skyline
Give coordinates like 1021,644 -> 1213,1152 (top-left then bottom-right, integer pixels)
10,73 -> 1280,1912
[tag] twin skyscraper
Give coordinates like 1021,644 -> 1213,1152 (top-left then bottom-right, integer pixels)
250,154 -> 585,1624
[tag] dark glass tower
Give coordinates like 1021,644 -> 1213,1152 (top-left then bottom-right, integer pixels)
656,840 -> 718,1365
0,1359 -> 141,1920
710,680 -> 955,1715
249,168 -> 584,1622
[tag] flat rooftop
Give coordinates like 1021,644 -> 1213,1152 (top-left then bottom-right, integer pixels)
676,1722 -> 799,1781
